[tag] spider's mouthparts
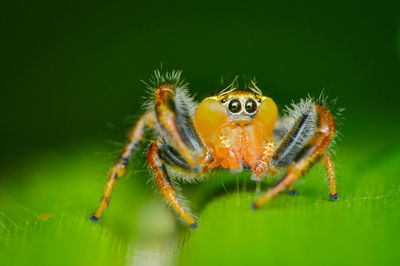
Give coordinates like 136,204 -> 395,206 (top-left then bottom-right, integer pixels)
233,117 -> 253,126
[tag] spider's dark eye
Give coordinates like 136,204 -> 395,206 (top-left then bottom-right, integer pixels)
228,99 -> 242,113
221,98 -> 227,103
245,99 -> 257,113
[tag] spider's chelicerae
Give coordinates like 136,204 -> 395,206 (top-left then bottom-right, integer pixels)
91,70 -> 339,229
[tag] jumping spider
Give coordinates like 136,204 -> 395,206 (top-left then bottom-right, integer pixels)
91,70 -> 339,229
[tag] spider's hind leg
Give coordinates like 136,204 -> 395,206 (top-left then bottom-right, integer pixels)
252,103 -> 337,209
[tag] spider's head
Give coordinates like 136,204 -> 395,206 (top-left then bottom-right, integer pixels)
219,91 -> 262,122
194,87 -> 278,146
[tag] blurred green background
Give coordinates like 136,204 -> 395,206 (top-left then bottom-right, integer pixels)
1,1 -> 399,266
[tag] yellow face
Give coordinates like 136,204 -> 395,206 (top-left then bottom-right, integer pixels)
194,90 -> 278,148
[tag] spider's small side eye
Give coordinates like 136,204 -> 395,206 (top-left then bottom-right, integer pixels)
221,98 -> 227,103
245,99 -> 257,114
256,98 -> 261,103
228,99 -> 242,113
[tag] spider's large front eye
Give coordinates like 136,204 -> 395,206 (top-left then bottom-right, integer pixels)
245,99 -> 257,114
228,99 -> 242,113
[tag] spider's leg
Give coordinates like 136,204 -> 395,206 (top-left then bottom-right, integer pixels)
321,152 -> 338,200
90,112 -> 154,221
287,185 -> 297,196
148,140 -> 198,228
160,143 -> 216,174
153,84 -> 204,171
252,105 -> 335,209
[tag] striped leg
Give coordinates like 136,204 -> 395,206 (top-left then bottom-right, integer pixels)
148,140 -> 198,228
252,105 -> 336,209
154,84 -> 204,171
90,112 -> 154,221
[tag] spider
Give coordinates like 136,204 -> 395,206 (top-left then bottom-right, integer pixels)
90,70 -> 339,229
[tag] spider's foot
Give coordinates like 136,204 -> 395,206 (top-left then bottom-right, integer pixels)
329,193 -> 339,201
251,193 -> 272,210
90,215 -> 100,222
190,220 -> 199,230
230,164 -> 243,174
250,202 -> 259,210
288,190 -> 297,196
251,175 -> 263,182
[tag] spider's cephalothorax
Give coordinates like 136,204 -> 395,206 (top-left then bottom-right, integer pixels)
91,70 -> 339,229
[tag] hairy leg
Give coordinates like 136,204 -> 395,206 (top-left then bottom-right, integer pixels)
154,84 -> 203,171
148,140 -> 198,228
92,76 -> 207,223
90,112 -> 154,221
252,105 -> 336,209
321,152 -> 338,200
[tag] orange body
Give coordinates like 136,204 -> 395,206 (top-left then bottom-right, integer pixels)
91,70 -> 339,229
194,91 -> 278,170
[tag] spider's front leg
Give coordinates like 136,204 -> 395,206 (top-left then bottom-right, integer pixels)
148,81 -> 218,228
148,140 -> 199,228
154,83 -> 204,171
90,112 -> 155,221
252,104 -> 337,209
